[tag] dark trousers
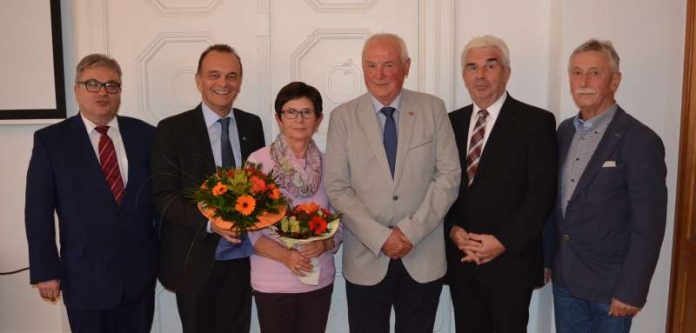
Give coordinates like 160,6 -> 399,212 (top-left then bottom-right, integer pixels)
254,284 -> 333,333
66,288 -> 154,333
346,259 -> 443,333
175,258 -> 252,333
449,269 -> 533,333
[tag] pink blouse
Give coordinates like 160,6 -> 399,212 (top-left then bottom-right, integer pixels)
247,146 -> 342,293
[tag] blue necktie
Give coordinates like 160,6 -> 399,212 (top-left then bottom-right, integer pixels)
215,117 -> 253,260
381,107 -> 397,177
219,118 -> 236,168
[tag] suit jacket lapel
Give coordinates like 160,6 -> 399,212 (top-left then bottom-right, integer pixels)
118,116 -> 140,205
232,108 -> 254,162
394,91 -> 417,184
474,96 -> 517,185
193,105 -> 216,173
568,107 -> 627,203
356,94 -> 394,181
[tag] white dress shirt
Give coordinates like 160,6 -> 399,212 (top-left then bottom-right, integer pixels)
81,113 -> 128,184
466,92 -> 507,153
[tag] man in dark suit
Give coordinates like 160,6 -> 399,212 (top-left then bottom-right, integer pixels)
25,54 -> 157,332
445,35 -> 558,332
544,39 -> 667,332
152,44 -> 265,333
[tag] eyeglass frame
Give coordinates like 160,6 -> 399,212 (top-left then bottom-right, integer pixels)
76,79 -> 122,94
280,108 -> 317,119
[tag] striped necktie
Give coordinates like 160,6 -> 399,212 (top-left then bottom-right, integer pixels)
466,109 -> 488,186
95,126 -> 125,204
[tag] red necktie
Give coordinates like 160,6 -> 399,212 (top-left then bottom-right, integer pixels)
95,126 -> 125,204
466,109 -> 488,186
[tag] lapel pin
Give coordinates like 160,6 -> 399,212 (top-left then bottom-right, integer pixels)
242,136 -> 247,141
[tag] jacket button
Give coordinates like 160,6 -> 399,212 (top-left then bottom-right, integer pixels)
393,196 -> 398,201
563,234 -> 570,242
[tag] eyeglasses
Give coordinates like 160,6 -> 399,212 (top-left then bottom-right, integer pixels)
77,79 -> 121,94
280,108 -> 315,119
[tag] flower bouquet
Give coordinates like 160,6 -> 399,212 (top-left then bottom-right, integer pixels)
192,163 -> 288,235
270,202 -> 341,285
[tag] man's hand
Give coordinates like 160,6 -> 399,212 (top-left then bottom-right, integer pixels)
210,221 -> 241,244
608,298 -> 641,317
461,233 -> 506,264
449,225 -> 481,264
36,279 -> 61,303
382,227 -> 413,259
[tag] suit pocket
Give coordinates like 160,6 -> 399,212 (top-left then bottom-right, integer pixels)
409,137 -> 433,150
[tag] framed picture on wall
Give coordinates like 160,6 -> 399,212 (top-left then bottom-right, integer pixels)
0,0 -> 65,123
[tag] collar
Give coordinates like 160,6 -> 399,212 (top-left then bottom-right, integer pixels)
573,104 -> 617,131
80,113 -> 120,133
202,102 -> 237,128
473,91 -> 507,118
371,92 -> 403,114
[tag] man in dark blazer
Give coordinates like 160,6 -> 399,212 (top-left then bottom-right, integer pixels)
25,54 -> 157,332
544,39 -> 667,332
152,44 -> 265,333
445,35 -> 558,332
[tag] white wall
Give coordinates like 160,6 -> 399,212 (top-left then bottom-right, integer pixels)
0,0 -> 686,332
0,0 -> 77,331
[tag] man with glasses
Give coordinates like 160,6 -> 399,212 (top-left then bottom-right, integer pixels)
25,54 -> 158,332
152,44 -> 265,333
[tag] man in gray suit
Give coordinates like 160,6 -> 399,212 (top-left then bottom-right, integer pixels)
324,33 -> 461,333
544,39 -> 667,332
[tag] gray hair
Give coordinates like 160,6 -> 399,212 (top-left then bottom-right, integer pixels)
569,39 -> 620,72
461,35 -> 511,69
363,33 -> 410,61
75,53 -> 122,83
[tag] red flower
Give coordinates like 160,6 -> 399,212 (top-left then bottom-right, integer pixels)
250,176 -> 267,193
308,216 -> 328,235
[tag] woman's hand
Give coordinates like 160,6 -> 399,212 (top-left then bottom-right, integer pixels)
283,249 -> 312,276
298,240 -> 330,258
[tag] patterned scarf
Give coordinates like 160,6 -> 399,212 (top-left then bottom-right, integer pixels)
270,133 -> 322,198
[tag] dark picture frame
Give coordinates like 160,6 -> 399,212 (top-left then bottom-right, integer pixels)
0,0 -> 66,121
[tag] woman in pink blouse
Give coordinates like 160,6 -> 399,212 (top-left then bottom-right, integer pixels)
247,81 -> 341,333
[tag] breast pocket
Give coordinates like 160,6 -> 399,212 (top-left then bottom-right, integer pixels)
404,136 -> 435,175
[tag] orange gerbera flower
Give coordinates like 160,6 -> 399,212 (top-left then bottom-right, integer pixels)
235,195 -> 256,216
270,187 -> 281,200
211,182 -> 228,196
296,202 -> 320,215
308,216 -> 328,235
250,176 -> 267,193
